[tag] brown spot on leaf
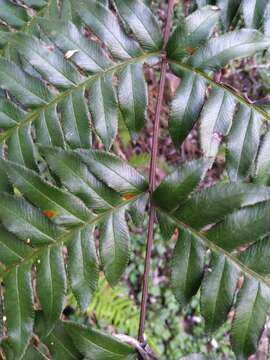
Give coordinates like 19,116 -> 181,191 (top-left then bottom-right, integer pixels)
122,193 -> 136,200
43,210 -> 57,219
186,47 -> 195,55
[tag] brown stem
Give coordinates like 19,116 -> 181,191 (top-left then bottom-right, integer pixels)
138,0 -> 175,343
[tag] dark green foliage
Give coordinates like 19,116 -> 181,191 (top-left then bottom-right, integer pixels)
171,230 -> 205,306
65,321 -> 136,359
0,0 -> 270,359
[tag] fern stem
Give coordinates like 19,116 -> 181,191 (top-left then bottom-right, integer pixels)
138,0 -> 175,344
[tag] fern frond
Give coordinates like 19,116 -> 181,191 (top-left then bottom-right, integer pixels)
154,164 -> 270,359
1,0 -> 270,359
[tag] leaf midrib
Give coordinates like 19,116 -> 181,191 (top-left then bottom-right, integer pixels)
48,27 -> 105,72
50,332 -> 78,359
207,257 -> 226,330
42,110 -> 53,145
234,109 -> 253,179
80,231 -> 90,287
94,160 -> 144,192
202,90 -> 227,152
0,199 -> 57,243
236,283 -> 260,353
99,77 -> 111,147
6,163 -> 89,223
0,239 -> 25,261
47,248 -> 54,329
170,8 -> 218,57
83,2 -> 139,59
48,151 -> 114,209
119,0 -> 160,49
0,67 -> 48,105
180,73 -> 199,123
76,331 -> 129,356
15,267 -> 22,352
191,38 -> 270,69
69,92 -> 84,147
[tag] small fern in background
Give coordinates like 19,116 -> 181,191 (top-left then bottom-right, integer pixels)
69,276 -> 140,335
68,276 -> 160,354
88,277 -> 139,334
